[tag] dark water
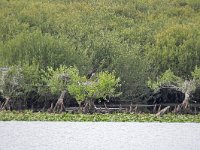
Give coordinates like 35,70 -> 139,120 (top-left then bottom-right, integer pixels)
0,122 -> 199,150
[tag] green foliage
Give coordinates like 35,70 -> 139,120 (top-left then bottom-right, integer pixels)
0,63 -> 43,99
68,71 -> 121,103
67,78 -> 87,102
95,71 -> 121,99
191,66 -> 200,86
0,66 -> 24,96
187,0 -> 200,12
0,0 -> 200,102
21,62 -> 42,92
150,23 -> 200,76
42,65 -> 76,94
42,65 -> 121,103
0,111 -> 200,122
148,69 -> 183,90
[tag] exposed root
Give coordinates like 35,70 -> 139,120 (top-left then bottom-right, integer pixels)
54,99 -> 66,113
129,103 -> 133,113
104,102 -> 109,113
47,102 -> 54,113
78,103 -> 83,113
172,105 -> 177,113
153,104 -> 157,114
173,104 -> 181,114
134,105 -> 138,113
156,106 -> 170,117
194,107 -> 197,114
158,105 -> 161,112
83,100 -> 96,114
83,102 -> 89,113
119,104 -> 122,112
181,91 -> 190,109
53,90 -> 66,113
1,97 -> 12,111
0,102 -> 1,109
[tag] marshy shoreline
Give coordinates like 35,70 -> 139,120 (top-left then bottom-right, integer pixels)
0,111 -> 200,122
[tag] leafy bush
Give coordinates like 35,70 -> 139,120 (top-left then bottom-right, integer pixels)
42,65 -> 75,95
0,66 -> 24,97
148,69 -> 183,90
0,63 -> 43,103
68,71 -> 121,103
21,62 -> 42,92
43,65 -> 121,103
192,66 -> 200,82
0,0 -> 200,103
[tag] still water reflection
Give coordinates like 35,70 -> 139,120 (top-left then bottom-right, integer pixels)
0,122 -> 199,150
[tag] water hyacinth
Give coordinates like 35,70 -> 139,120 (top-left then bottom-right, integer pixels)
0,111 -> 199,122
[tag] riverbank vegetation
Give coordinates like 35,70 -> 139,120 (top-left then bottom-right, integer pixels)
0,0 -> 200,113
0,111 -> 200,122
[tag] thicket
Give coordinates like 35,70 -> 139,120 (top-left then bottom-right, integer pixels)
0,65 -> 121,112
0,0 -> 200,106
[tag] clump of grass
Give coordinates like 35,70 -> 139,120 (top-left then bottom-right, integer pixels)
0,111 -> 199,122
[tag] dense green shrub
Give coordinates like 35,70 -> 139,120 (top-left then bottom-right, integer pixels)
148,69 -> 183,90
68,71 -> 121,103
43,65 -> 121,104
42,65 -> 73,95
0,66 -> 24,97
0,0 -> 200,102
0,63 -> 43,100
191,67 -> 200,88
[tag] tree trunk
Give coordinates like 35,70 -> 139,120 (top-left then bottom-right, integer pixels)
153,104 -> 157,114
0,101 -> 4,110
182,91 -> 190,109
158,105 -> 161,112
53,90 -> 66,113
129,103 -> 133,113
78,103 -> 83,113
104,102 -> 109,113
47,103 -> 54,113
134,105 -> 138,113
84,99 -> 96,114
1,97 -> 12,111
119,104 -> 122,113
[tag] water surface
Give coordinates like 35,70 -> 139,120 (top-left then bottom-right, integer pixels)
0,122 -> 199,150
